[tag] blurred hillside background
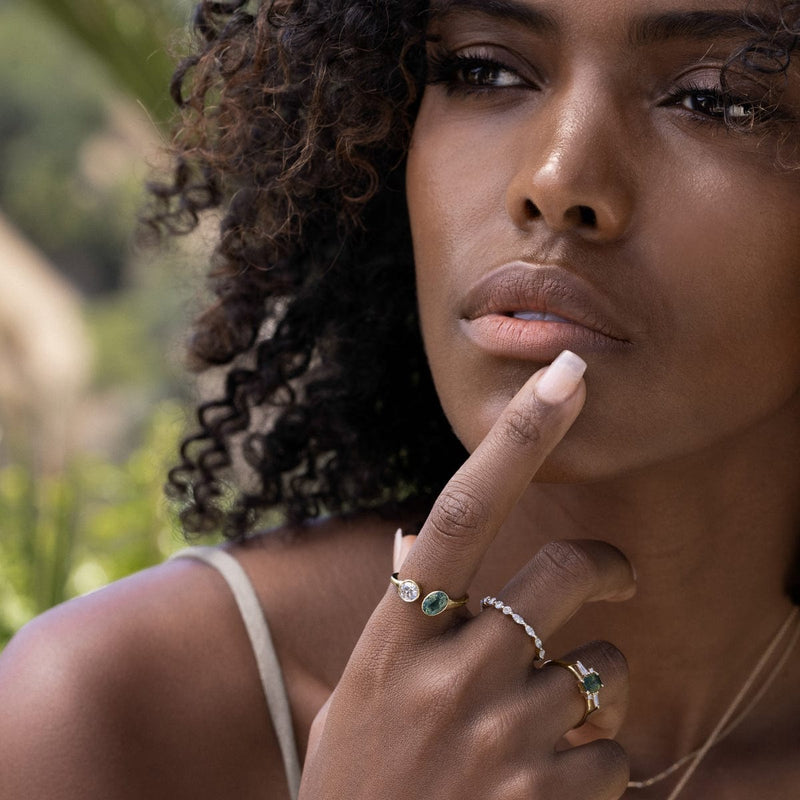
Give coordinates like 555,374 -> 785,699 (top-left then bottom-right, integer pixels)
0,0 -> 214,647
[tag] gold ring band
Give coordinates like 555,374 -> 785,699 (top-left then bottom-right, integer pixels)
544,659 -> 604,728
390,573 -> 468,616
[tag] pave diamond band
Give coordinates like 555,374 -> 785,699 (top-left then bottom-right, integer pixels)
544,659 -> 604,728
390,573 -> 469,616
480,596 -> 546,661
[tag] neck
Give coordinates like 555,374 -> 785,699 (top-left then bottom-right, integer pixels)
478,406 -> 800,779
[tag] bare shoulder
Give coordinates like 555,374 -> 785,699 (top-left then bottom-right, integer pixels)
0,511 -> 410,800
0,555 -> 287,798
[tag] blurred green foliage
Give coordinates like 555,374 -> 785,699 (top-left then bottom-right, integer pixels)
0,0 -> 218,649
0,403 -> 187,648
28,0 -> 183,126
0,4 -> 133,292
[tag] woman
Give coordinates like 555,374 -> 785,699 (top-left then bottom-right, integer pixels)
1,0 -> 798,798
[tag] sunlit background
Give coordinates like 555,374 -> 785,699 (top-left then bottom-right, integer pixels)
0,0 -> 215,647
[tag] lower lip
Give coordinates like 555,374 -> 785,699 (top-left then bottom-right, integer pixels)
462,315 -> 628,360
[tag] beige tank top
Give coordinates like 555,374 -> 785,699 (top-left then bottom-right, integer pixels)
172,547 -> 302,799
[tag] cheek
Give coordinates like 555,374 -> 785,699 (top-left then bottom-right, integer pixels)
646,168 -> 800,400
406,96 -> 522,269
407,99 -> 516,370
567,169 -> 800,476
408,169 -> 496,287
407,115 -> 520,444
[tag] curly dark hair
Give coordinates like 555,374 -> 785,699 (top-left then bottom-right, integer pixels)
146,0 -> 800,554
147,0 -> 466,539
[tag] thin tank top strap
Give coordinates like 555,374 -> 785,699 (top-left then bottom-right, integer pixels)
172,547 -> 302,800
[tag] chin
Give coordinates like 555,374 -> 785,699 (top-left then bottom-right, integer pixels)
530,434 -> 619,485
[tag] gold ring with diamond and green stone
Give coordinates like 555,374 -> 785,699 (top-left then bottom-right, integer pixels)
543,659 -> 604,728
390,573 -> 469,616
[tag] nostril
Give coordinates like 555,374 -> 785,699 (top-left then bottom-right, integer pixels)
578,205 -> 597,226
525,199 -> 542,219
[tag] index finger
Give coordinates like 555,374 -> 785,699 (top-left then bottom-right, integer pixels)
397,350 -> 588,624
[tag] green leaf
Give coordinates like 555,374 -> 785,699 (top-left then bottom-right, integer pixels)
28,0 -> 184,127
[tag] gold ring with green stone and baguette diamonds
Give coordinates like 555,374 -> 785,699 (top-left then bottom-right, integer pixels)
390,573 -> 469,616
543,659 -> 604,727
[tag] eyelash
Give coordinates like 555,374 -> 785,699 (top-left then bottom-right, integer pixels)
662,82 -> 768,126
426,50 -> 534,95
427,50 -> 780,128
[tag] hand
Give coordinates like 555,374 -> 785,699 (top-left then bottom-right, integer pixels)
301,351 -> 635,799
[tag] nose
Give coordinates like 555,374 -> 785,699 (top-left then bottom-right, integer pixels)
506,84 -> 634,242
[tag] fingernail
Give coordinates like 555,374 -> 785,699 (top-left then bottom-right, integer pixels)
535,350 -> 587,405
393,528 -> 403,571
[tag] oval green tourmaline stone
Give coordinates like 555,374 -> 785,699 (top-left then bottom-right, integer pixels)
421,591 -> 449,616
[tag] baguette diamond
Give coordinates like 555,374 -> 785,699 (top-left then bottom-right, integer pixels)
543,659 -> 604,728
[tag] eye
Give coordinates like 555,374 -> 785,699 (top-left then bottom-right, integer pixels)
426,47 -> 534,95
674,85 -> 760,123
455,58 -> 524,88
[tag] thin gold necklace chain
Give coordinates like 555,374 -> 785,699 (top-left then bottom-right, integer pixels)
625,605 -> 800,797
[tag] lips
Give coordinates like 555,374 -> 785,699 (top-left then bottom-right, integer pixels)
459,262 -> 631,360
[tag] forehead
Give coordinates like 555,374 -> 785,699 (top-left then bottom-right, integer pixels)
427,0 -> 782,44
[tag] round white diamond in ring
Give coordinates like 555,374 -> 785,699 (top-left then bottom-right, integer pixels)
398,579 -> 420,603
389,573 -> 468,614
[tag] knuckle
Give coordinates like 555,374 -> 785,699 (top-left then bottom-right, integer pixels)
499,402 -> 543,449
586,639 -> 629,684
548,739 -> 628,799
428,479 -> 490,542
535,540 -> 600,595
469,705 -> 516,747
345,637 -> 399,691
526,764 -> 560,797
345,637 -> 468,713
588,738 -> 630,784
412,661 -> 473,718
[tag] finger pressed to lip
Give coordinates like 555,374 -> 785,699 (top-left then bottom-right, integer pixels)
392,352 -> 587,634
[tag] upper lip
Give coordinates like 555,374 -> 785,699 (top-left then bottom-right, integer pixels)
460,261 -> 631,343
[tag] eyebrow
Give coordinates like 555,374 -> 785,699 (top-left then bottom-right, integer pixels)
427,0 -> 558,34
628,10 -> 779,47
428,1 -> 777,48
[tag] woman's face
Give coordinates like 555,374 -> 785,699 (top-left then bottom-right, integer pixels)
407,0 -> 800,479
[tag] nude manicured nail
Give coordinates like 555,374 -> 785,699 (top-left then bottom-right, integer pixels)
535,350 -> 587,405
